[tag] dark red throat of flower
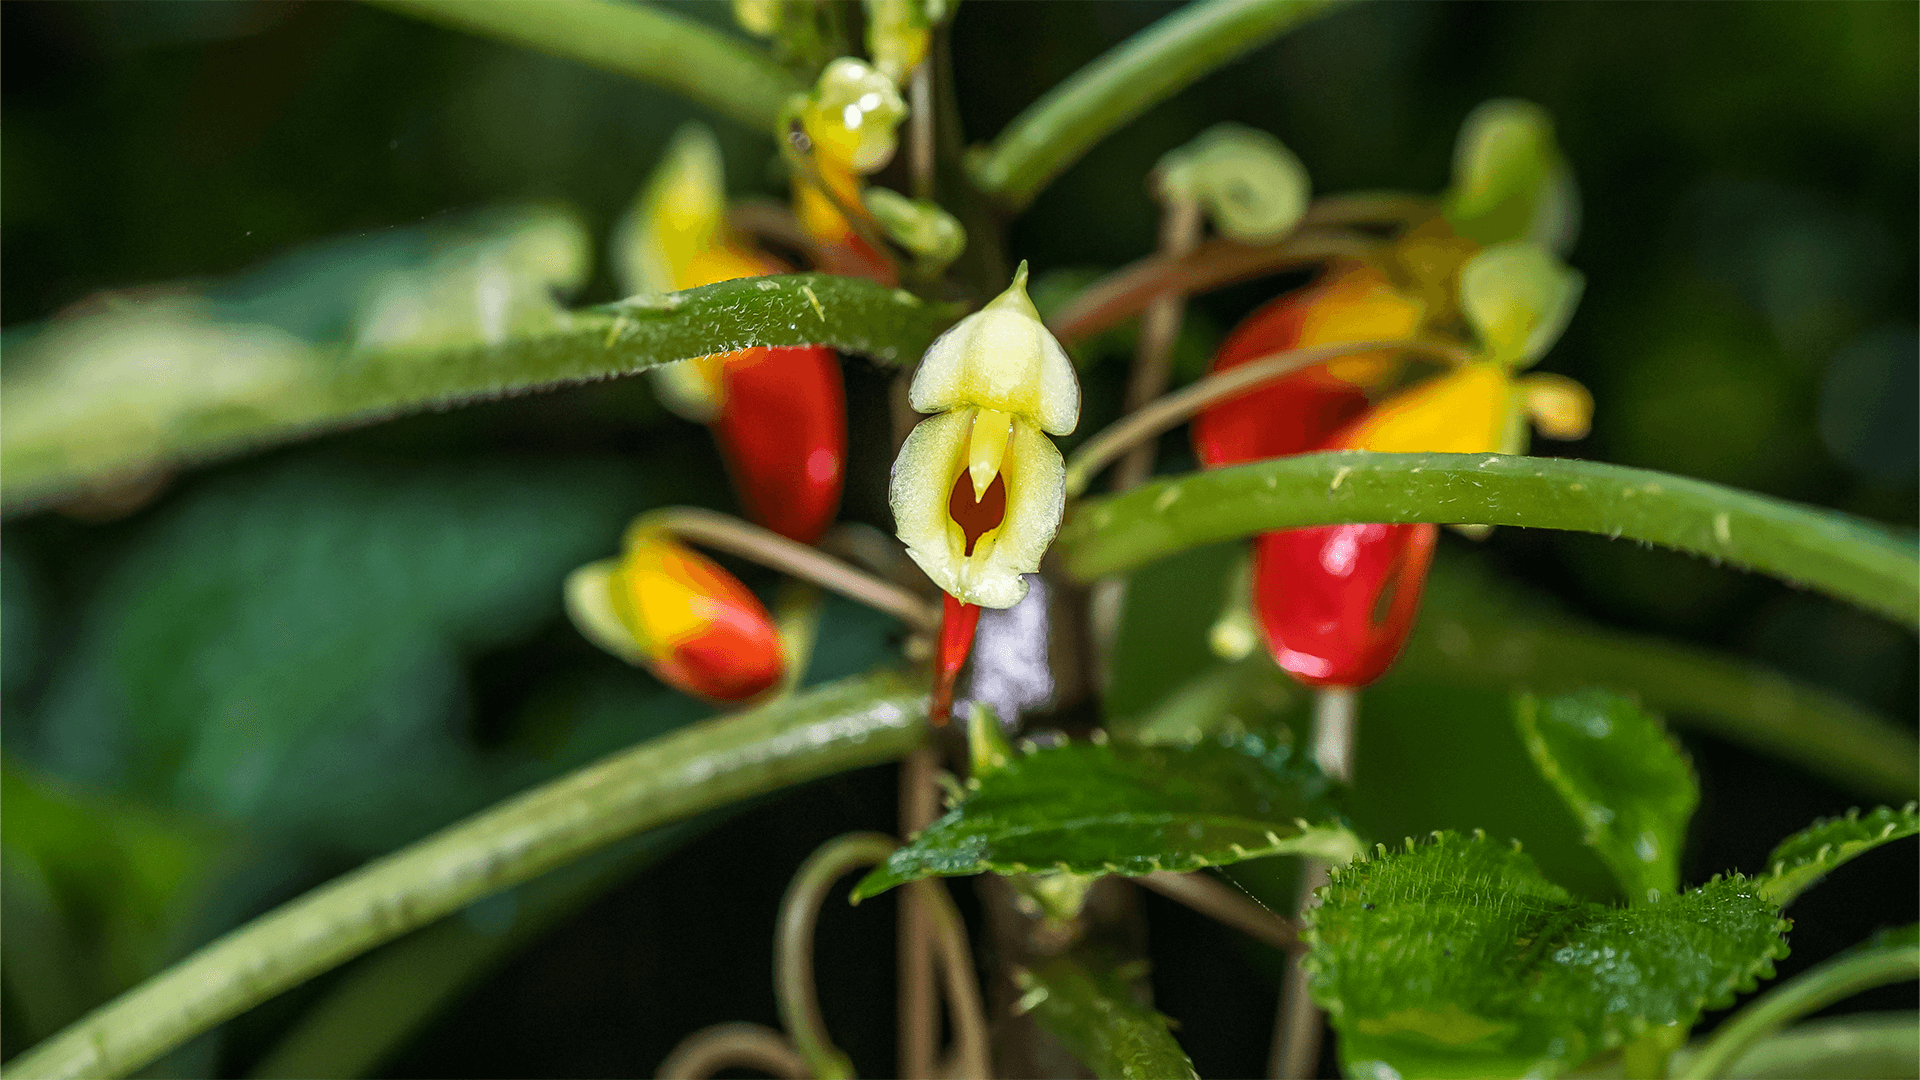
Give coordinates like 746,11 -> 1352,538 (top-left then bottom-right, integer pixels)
930,592 -> 982,727
947,470 -> 1007,557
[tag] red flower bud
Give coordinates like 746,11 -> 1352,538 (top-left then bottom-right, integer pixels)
930,591 -> 982,727
566,535 -> 785,703
1251,521 -> 1437,688
711,345 -> 846,544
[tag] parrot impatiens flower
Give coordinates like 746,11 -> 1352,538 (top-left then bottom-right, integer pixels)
1200,241 -> 1589,690
620,125 -> 847,545
890,264 -> 1079,611
891,265 -> 1080,722
566,532 -> 785,703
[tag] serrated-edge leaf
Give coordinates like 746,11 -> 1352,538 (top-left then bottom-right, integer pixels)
1516,690 -> 1698,903
1758,803 -> 1920,908
852,735 -> 1357,900
1304,832 -> 1791,1079
1016,956 -> 1199,1080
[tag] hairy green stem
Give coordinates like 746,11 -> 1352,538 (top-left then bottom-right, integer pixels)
1057,452 -> 1920,627
1677,936 -> 1920,1080
368,0 -> 801,132
970,0 -> 1348,209
3,275 -> 961,514
4,673 -> 928,1080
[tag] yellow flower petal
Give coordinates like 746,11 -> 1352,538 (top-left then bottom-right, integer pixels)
909,266 -> 1080,435
889,408 -> 1065,609
1340,362 -> 1518,456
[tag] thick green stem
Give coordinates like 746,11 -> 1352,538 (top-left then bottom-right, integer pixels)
1676,936 -> 1920,1080
1669,1013 -> 1917,1080
3,672 -> 928,1080
969,0 -> 1348,209
368,0 -> 801,132
1057,452 -> 1920,627
3,275 -> 962,513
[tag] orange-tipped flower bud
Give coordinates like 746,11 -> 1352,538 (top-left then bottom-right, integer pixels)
566,534 -> 785,703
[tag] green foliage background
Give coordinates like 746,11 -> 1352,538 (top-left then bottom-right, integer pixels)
2,2 -> 1914,1077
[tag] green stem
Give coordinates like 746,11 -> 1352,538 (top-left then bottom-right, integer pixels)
368,0 -> 802,132
1677,936 -> 1920,1080
1056,452 -> 1920,627
1674,1013 -> 1917,1080
3,672 -> 928,1080
3,275 -> 962,513
969,0 -> 1349,209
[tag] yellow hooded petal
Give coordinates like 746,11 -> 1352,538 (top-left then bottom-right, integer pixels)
909,266 -> 1080,435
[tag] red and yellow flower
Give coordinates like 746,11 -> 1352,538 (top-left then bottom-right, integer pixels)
566,531 -> 785,703
1198,240 -> 1588,689
620,125 -> 847,545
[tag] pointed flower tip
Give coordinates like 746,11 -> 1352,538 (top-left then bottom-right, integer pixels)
909,267 -> 1078,435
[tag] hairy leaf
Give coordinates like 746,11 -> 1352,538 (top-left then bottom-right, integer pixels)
1517,690 -> 1698,903
1758,803 -> 1920,908
1305,833 -> 1790,1080
1017,956 -> 1199,1080
852,734 -> 1357,900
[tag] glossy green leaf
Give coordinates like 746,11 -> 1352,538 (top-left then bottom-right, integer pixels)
1305,832 -> 1791,1080
3,264 -> 960,512
851,734 -> 1358,901
1017,955 -> 1199,1080
1057,451 -> 1920,628
1757,803 -> 1920,908
1517,690 -> 1698,903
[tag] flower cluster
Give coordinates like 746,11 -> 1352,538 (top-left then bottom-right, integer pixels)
890,265 -> 1080,719
1199,238 -> 1589,689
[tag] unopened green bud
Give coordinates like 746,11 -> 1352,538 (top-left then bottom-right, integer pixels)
864,187 -> 966,269
1458,241 -> 1584,367
1446,98 -> 1580,255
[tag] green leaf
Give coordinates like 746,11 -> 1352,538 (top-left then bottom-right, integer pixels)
1057,451 -> 1920,628
1016,955 -> 1199,1080
3,269 -> 960,512
1305,833 -> 1790,1080
1757,803 -> 1920,908
15,458 -> 670,854
1517,690 -> 1698,903
852,735 -> 1357,901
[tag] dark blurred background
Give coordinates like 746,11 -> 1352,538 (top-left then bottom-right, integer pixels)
3,2 -> 1914,1077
